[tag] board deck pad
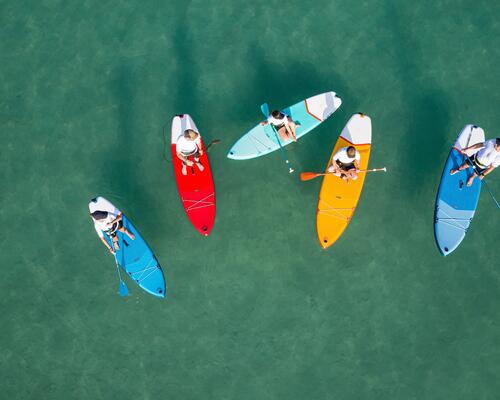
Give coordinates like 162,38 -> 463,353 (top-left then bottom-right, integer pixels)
227,92 -> 342,160
316,114 -> 372,249
171,114 -> 216,236
434,125 -> 484,256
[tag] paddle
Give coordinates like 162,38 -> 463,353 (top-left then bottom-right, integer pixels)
206,139 -> 221,151
462,152 -> 500,209
260,103 -> 294,173
111,236 -> 129,297
300,167 -> 387,181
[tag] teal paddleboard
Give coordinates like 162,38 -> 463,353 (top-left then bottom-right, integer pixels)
227,91 -> 342,160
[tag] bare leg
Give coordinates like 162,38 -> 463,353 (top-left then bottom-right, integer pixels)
182,164 -> 187,175
119,226 -> 135,240
287,121 -> 297,141
347,170 -> 358,180
112,235 -> 120,250
466,172 -> 478,187
276,126 -> 289,142
327,165 -> 342,177
194,157 -> 204,171
450,160 -> 470,175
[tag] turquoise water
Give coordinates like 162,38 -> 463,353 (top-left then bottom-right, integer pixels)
1,1 -> 500,399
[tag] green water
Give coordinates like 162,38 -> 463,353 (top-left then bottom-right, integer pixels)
1,0 -> 500,398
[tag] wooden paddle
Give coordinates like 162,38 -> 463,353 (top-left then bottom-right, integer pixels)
206,139 -> 221,151
300,167 -> 387,181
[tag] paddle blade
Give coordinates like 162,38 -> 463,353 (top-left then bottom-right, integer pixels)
119,281 -> 129,297
260,103 -> 270,117
300,172 -> 320,181
206,139 -> 221,151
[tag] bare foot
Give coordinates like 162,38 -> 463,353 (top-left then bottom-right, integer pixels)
182,165 -> 187,175
450,168 -> 458,175
196,162 -> 204,172
126,230 -> 135,240
466,176 -> 475,187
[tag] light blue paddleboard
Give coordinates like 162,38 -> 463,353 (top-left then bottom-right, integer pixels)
90,197 -> 166,298
104,216 -> 166,297
227,91 -> 342,160
434,125 -> 484,256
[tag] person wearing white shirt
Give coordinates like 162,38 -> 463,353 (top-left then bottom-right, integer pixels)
176,129 -> 204,176
450,138 -> 500,186
260,110 -> 299,142
89,197 -> 135,254
327,146 -> 361,182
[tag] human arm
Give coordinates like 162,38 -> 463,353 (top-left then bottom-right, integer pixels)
284,125 -> 295,141
110,212 -> 123,224
354,151 -> 361,172
479,166 -> 495,179
196,138 -> 204,156
99,236 -> 115,254
464,142 -> 484,152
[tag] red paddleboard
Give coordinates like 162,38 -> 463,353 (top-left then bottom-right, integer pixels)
171,114 -> 216,236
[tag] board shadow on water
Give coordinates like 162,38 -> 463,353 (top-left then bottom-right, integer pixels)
384,3 -> 452,198
95,63 -> 167,241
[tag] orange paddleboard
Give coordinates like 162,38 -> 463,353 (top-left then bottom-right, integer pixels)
316,113 -> 372,248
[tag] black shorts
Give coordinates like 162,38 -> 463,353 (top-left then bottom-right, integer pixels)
470,154 -> 488,174
181,150 -> 201,165
336,159 -> 356,171
271,117 -> 293,130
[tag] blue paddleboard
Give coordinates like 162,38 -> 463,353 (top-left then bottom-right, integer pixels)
227,92 -> 341,160
90,197 -> 166,297
434,125 -> 484,256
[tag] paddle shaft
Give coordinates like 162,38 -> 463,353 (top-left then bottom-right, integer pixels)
206,139 -> 221,151
300,167 -> 386,181
110,231 -> 129,297
327,167 -> 384,174
260,103 -> 294,174
312,167 -> 385,176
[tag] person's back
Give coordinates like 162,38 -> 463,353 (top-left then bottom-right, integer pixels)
328,146 -> 361,182
176,129 -> 204,175
89,197 -> 121,234
88,197 -> 134,253
260,109 -> 299,142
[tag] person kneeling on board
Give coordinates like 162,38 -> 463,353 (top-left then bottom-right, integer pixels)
260,110 -> 299,142
327,145 -> 361,183
176,129 -> 204,176
89,197 -> 135,254
450,138 -> 500,186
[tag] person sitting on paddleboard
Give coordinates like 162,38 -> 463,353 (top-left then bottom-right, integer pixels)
260,110 -> 299,142
327,145 -> 361,182
176,129 -> 204,176
450,137 -> 500,186
89,197 -> 135,254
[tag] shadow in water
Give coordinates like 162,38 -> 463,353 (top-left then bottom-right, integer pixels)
384,3 -> 452,194
96,63 -> 166,241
